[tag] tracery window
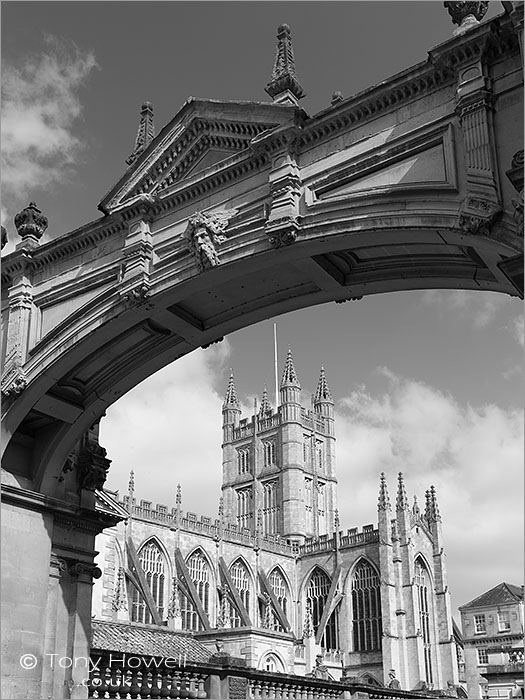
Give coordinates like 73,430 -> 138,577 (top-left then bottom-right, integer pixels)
265,568 -> 288,632
181,550 -> 211,631
236,487 -> 252,530
131,540 -> 166,624
237,447 -> 251,475
317,481 -> 326,534
316,441 -> 324,471
263,440 -> 276,468
262,479 -> 279,534
306,568 -> 339,650
229,560 -> 251,628
352,560 -> 382,651
415,558 -> 433,685
305,477 -> 313,532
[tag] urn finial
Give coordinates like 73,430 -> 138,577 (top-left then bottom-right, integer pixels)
14,202 -> 48,243
444,2 -> 489,35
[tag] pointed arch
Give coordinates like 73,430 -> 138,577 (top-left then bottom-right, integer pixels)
263,566 -> 291,631
228,557 -> 253,627
180,548 -> 214,631
135,535 -> 173,579
130,538 -> 169,624
258,651 -> 286,673
350,557 -> 382,652
305,566 -> 339,651
414,555 -> 435,686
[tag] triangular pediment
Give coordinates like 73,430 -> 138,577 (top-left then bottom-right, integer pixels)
99,99 -> 298,214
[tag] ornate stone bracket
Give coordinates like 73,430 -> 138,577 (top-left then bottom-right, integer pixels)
458,196 -> 501,236
265,216 -> 302,248
265,150 -> 303,248
1,352 -> 27,398
77,427 -> 111,492
183,209 -> 237,272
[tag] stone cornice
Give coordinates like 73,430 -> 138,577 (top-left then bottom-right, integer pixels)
1,482 -> 124,530
298,13 -> 519,153
1,214 -> 126,287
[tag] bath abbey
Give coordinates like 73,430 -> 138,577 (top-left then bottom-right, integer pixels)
91,350 -> 460,692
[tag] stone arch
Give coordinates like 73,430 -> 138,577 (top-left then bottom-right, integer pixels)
258,650 -> 287,673
131,537 -> 170,624
228,556 -> 255,623
347,557 -> 383,653
181,547 -> 215,631
263,565 -> 292,631
304,566 -> 340,651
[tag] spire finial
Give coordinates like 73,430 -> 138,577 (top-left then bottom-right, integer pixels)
265,24 -> 306,105
280,346 -> 301,388
412,494 -> 420,517
128,470 -> 135,493
176,483 -> 182,508
334,508 -> 340,531
427,485 -> 441,522
259,386 -> 272,416
396,472 -> 409,511
126,101 -> 155,166
378,472 -> 391,511
314,366 -> 334,404
223,371 -> 240,408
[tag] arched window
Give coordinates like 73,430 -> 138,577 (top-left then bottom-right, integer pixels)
263,440 -> 276,467
305,477 -> 313,532
237,447 -> 251,475
236,487 -> 252,529
229,560 -> 251,628
306,568 -> 339,650
261,653 -> 284,673
352,560 -> 382,651
267,568 -> 288,632
262,480 -> 279,534
415,558 -> 433,685
317,481 -> 326,535
131,541 -> 166,624
181,550 -> 211,631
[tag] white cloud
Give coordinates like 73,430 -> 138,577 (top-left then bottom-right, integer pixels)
1,36 -> 98,225
421,289 -> 506,328
336,369 -> 524,612
510,314 -> 524,347
100,341 -> 231,518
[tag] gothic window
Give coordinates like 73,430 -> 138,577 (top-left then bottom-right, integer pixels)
181,550 -> 211,631
131,540 -> 166,625
351,560 -> 382,651
236,487 -> 252,530
237,447 -> 251,475
317,481 -> 326,534
263,440 -> 276,468
316,441 -> 324,471
415,558 -> 433,685
306,568 -> 339,651
305,477 -> 313,531
229,560 -> 251,628
262,480 -> 279,534
267,568 -> 288,632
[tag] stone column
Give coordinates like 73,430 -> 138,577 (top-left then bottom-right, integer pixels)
118,195 -> 155,305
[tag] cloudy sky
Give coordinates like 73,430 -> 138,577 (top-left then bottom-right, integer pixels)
2,2 -> 522,618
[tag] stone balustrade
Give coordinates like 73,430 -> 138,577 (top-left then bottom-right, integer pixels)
88,663 -> 208,698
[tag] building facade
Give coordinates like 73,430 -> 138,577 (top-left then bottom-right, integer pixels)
459,582 -> 524,698
92,350 -> 460,693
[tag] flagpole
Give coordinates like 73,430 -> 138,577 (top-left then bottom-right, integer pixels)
273,322 -> 279,411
